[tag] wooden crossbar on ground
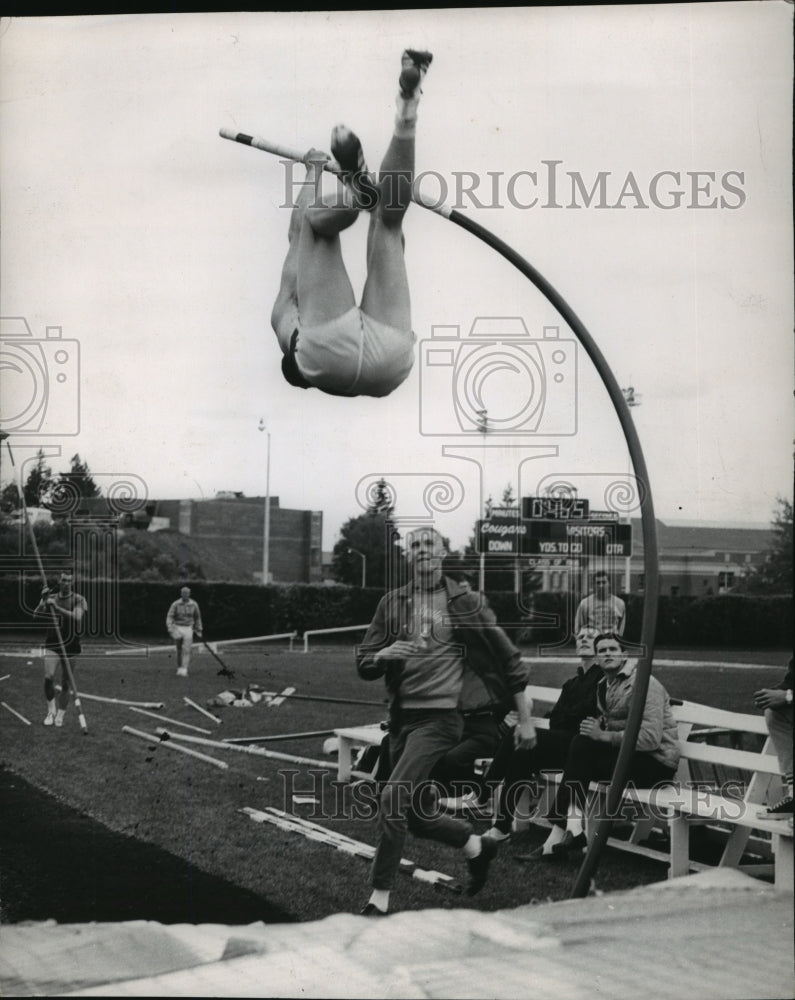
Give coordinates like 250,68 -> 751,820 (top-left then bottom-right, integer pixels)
129,706 -> 212,734
1,701 -> 31,726
122,725 -> 229,770
242,806 -> 463,893
223,729 -> 335,744
183,696 -> 222,724
156,728 -> 334,770
56,686 -> 164,709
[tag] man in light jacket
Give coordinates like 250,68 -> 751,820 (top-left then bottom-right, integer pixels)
522,632 -> 679,861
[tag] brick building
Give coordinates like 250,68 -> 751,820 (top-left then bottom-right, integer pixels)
78,495 -> 323,584
534,519 -> 774,597
627,519 -> 774,597
162,497 -> 322,584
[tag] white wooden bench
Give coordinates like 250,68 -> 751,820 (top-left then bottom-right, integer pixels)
518,687 -> 793,890
336,686 -> 793,888
334,723 -> 386,782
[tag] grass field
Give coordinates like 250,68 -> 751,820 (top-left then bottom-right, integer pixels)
0,640 -> 788,923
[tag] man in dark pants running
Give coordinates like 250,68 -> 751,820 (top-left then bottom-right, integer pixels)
355,527 -> 535,915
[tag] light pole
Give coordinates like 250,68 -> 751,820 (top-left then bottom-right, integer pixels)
258,419 -> 271,585
620,387 -> 642,594
348,547 -> 366,588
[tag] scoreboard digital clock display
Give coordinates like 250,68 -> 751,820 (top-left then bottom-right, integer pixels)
521,496 -> 590,521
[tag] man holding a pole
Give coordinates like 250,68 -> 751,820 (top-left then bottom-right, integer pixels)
34,571 -> 87,728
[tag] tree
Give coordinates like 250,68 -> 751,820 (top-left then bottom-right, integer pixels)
0,481 -> 20,515
738,497 -> 793,594
23,449 -> 53,508
58,454 -> 101,499
331,478 -> 405,587
499,482 -> 517,509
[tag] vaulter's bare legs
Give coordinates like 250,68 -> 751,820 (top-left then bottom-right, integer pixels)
270,152 -> 358,349
271,49 -> 432,352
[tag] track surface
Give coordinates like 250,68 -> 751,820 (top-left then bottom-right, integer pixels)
0,765 -> 294,925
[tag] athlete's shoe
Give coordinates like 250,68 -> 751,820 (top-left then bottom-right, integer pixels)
330,125 -> 378,211
399,49 -> 433,98
176,666 -> 188,678
439,791 -> 493,819
466,835 -> 498,896
44,711 -> 56,727
550,831 -> 587,857
54,710 -> 65,728
360,902 -> 387,917
758,794 -> 794,818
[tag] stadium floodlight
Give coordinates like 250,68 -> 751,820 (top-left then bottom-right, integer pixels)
258,418 -> 271,585
348,547 -> 367,588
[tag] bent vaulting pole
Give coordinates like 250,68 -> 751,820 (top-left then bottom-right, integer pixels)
219,128 -> 660,896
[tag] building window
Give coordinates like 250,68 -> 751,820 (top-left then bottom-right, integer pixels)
718,571 -> 735,593
638,574 -> 645,592
670,586 -> 680,597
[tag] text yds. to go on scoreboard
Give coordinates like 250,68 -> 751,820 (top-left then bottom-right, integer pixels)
523,520 -> 632,557
477,518 -> 632,556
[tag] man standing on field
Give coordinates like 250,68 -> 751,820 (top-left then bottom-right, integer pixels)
574,569 -> 626,636
167,587 -> 203,678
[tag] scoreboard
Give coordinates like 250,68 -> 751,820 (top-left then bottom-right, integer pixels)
522,519 -> 632,557
477,497 -> 632,558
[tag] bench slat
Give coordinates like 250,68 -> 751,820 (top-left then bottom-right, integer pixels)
678,740 -> 780,775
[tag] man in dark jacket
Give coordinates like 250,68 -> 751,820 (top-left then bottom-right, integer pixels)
355,526 -> 535,915
478,627 -> 603,839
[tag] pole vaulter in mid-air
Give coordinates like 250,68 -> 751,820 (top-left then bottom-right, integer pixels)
260,48 -> 433,399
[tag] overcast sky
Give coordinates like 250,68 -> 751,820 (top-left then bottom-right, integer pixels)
1,5 -> 792,552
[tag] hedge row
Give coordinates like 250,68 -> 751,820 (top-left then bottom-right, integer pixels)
1,579 -> 791,649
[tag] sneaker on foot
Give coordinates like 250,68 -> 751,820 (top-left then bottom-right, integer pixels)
466,835 -> 498,896
515,844 -> 557,863
482,826 -> 510,843
550,831 -> 587,857
360,902 -> 387,917
330,125 -> 378,211
440,791 -> 493,819
439,791 -> 478,813
54,710 -> 65,728
44,711 -> 56,727
759,795 -> 794,817
399,49 -> 433,98
176,667 -> 188,677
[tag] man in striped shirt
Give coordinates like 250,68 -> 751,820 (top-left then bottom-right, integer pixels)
574,570 -> 626,636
